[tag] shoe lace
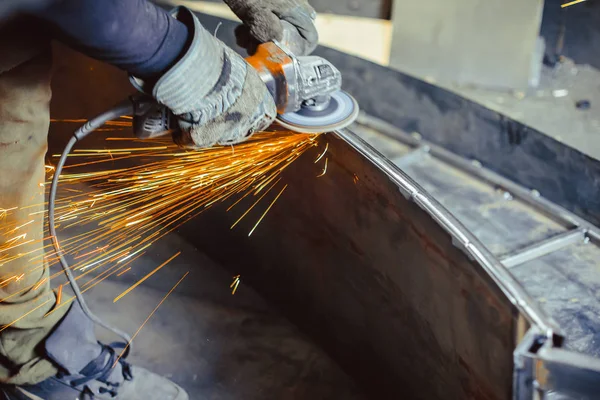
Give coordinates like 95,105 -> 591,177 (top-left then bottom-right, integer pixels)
69,342 -> 133,397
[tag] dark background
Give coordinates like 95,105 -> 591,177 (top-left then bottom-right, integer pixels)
541,0 -> 600,68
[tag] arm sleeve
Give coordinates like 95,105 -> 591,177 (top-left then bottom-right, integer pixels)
34,0 -> 190,78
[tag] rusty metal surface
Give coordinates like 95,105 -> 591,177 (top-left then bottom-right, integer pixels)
177,130 -> 528,399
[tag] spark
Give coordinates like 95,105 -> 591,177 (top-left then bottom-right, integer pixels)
230,180 -> 280,230
2,299 -> 52,332
9,220 -> 34,233
113,251 -> 180,303
74,246 -> 109,260
33,277 -> 48,291
317,158 -> 328,177
0,239 -> 34,254
230,275 -> 240,295
353,174 -> 359,184
56,284 -> 63,305
2,119 -> 319,316
44,255 -> 141,318
314,142 -> 329,163
117,244 -> 152,264
6,234 -> 27,244
113,271 -> 189,368
81,262 -> 128,290
248,185 -> 288,236
561,0 -> 586,7
0,207 -> 17,217
0,276 -> 15,286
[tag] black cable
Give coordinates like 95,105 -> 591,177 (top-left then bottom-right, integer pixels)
49,99 -> 134,351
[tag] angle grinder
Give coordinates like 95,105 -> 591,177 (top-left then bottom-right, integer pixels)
132,31 -> 359,138
47,28 -> 359,349
244,40 -> 359,133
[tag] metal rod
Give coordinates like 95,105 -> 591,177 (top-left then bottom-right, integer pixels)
500,229 -> 587,269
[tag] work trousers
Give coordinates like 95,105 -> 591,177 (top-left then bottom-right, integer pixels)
0,45 -> 67,384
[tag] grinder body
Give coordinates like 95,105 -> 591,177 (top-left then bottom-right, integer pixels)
246,42 -> 341,115
133,39 -> 358,139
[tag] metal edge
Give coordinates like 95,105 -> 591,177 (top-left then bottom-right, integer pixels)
513,328 -> 541,400
499,229 -> 588,269
334,127 -> 564,345
515,329 -> 600,398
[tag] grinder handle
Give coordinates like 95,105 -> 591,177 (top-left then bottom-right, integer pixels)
278,20 -> 316,57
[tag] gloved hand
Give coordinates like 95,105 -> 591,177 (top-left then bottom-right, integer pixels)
223,0 -> 318,56
134,7 -> 277,148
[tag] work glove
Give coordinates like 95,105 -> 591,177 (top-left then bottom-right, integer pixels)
133,7 -> 276,148
223,0 -> 319,56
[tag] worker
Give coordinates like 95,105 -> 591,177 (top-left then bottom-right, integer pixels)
0,0 -> 318,398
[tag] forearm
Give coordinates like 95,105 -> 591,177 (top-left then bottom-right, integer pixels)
33,0 -> 189,78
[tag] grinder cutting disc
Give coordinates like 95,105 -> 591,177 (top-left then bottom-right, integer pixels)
276,90 -> 359,133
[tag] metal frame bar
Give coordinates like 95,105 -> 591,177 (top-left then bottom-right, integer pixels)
514,327 -> 600,399
390,145 -> 430,168
500,229 -> 588,269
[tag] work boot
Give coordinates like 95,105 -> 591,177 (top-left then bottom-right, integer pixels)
0,303 -> 188,400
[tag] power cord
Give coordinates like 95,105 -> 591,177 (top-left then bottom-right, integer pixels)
49,99 -> 135,351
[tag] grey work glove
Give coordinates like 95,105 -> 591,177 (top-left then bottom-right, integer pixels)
136,7 -> 276,148
223,0 -> 318,56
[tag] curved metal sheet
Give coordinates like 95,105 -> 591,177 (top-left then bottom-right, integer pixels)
173,131 -> 528,399
336,128 -> 561,337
